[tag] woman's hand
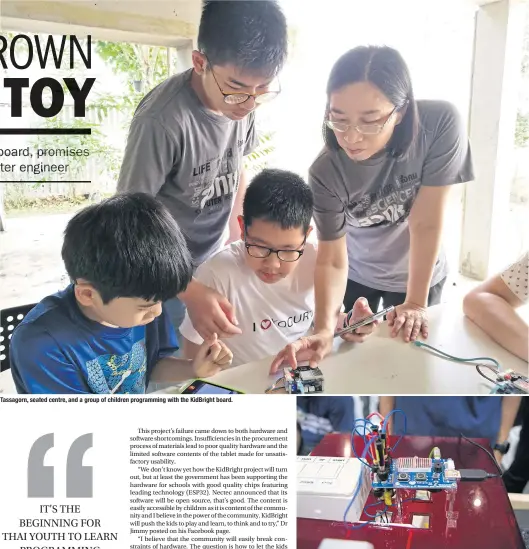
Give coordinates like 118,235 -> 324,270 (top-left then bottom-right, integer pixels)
387,301 -> 428,342
182,280 -> 242,340
269,330 -> 334,374
270,298 -> 379,374
192,333 -> 233,378
338,298 -> 379,342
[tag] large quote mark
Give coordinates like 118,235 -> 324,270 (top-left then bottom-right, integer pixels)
27,433 -> 93,498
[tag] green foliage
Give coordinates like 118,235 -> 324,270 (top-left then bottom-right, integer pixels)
95,41 -> 169,95
95,42 -> 141,78
27,37 -> 169,188
515,111 -> 529,148
94,40 -> 173,137
244,131 -> 276,174
29,110 -> 121,187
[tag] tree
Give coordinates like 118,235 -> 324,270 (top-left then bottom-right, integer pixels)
515,112 -> 529,148
244,132 -> 276,175
29,114 -> 121,188
96,41 -> 170,96
94,41 -> 173,138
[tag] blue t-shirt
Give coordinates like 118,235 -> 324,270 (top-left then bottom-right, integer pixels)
393,396 -> 502,444
297,396 -> 355,454
10,285 -> 178,394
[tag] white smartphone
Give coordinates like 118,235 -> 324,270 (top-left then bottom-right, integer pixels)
334,305 -> 394,338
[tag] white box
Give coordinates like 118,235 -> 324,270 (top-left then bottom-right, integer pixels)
297,456 -> 372,522
318,540 -> 374,549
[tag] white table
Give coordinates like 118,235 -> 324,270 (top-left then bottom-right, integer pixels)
1,303 -> 526,395
199,302 -> 528,394
0,368 -> 16,394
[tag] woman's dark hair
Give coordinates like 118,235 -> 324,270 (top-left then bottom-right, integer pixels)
62,193 -> 193,303
323,45 -> 419,159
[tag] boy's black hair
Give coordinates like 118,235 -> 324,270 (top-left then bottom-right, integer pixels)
243,169 -> 313,233
198,0 -> 288,77
323,45 -> 419,159
62,193 -> 193,304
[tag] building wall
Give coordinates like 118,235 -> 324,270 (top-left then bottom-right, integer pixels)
1,0 -> 200,46
271,0 -> 477,176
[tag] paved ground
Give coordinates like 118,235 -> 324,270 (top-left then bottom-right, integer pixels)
2,185 -> 528,311
0,213 -> 72,309
0,205 -> 479,311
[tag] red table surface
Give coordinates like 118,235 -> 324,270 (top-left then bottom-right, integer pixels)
297,434 -> 524,549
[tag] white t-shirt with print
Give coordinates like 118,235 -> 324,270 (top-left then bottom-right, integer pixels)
501,251 -> 529,305
180,240 -> 316,366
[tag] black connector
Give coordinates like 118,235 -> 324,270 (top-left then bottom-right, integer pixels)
377,469 -> 389,482
459,469 -> 499,481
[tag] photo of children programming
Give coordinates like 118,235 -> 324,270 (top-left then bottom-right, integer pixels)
0,0 -> 527,399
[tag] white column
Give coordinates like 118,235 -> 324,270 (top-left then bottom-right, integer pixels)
0,185 -> 6,232
176,41 -> 194,73
460,0 -> 525,279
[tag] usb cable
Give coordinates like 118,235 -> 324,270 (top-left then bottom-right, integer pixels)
459,469 -> 500,481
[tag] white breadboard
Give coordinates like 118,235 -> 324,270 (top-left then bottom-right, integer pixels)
297,456 -> 372,522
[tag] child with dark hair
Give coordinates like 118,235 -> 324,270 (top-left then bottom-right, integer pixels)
117,0 -> 288,343
180,169 -> 376,368
10,193 -> 233,394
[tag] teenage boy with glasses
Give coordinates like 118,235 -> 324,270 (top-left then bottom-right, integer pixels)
180,169 -> 377,369
117,1 -> 287,341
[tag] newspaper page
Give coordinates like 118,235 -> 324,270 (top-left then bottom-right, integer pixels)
0,395 -> 295,549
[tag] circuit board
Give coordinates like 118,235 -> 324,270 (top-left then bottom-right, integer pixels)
371,457 -> 460,491
284,365 -> 324,394
492,372 -> 529,394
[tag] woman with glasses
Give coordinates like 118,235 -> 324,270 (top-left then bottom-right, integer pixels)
273,45 -> 474,369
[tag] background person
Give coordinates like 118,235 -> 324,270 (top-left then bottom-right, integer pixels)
297,396 -> 355,455
380,395 -> 521,464
463,251 -> 528,362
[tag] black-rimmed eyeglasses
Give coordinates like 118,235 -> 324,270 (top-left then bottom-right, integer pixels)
245,240 -> 306,263
206,56 -> 281,106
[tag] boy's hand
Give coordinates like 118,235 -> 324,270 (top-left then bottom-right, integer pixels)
182,280 -> 242,339
338,298 -> 379,342
269,330 -> 334,374
192,334 -> 233,378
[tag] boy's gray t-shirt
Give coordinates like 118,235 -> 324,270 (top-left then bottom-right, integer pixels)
310,100 -> 475,293
117,69 -> 258,266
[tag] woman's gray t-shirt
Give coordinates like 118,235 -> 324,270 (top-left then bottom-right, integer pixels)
309,100 -> 474,292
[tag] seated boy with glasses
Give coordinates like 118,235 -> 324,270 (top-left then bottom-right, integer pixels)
180,169 -> 376,368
